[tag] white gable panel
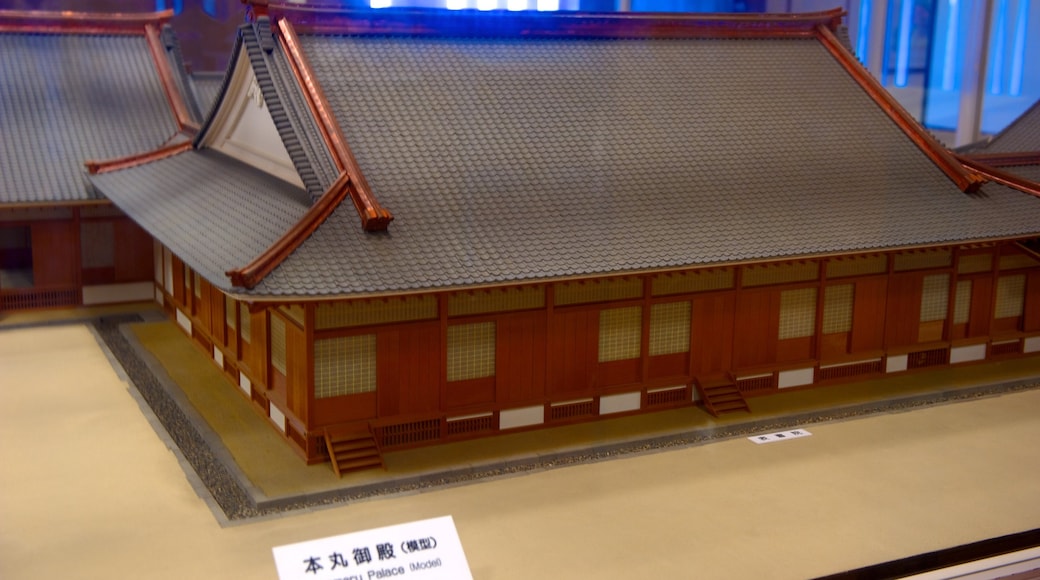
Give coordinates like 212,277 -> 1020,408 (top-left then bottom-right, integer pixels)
202,46 -> 304,188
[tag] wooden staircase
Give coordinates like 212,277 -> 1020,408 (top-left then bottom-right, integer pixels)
324,425 -> 385,477
695,375 -> 751,417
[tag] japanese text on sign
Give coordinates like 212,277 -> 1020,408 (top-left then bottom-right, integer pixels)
273,515 -> 471,580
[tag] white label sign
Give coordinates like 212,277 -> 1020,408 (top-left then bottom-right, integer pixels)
273,515 -> 472,580
748,429 -> 813,444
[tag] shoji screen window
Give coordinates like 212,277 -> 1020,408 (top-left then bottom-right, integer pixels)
919,274 -> 950,342
314,335 -> 376,398
777,287 -> 817,361
994,274 -> 1026,332
821,284 -> 853,357
598,305 -> 643,386
447,322 -> 496,382
599,306 -> 642,362
648,301 -> 691,379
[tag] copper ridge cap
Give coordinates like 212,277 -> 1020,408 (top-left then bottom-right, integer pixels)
274,17 -> 393,231
247,1 -> 843,38
0,9 -> 174,34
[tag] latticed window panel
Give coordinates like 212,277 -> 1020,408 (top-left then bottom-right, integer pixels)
270,314 -> 287,375
225,295 -> 237,330
448,286 -> 545,316
957,253 -> 992,274
555,277 -> 643,306
822,284 -> 853,334
920,274 -> 950,322
599,306 -> 642,362
953,280 -> 972,325
314,334 -> 376,398
447,322 -> 496,382
894,249 -> 952,271
743,261 -> 819,287
778,288 -> 817,340
995,274 -> 1026,319
193,272 -> 202,298
315,296 -> 437,329
999,253 -> 1040,271
240,303 -> 252,344
183,264 -> 191,295
651,269 -> 734,296
649,301 -> 691,356
826,254 -> 887,278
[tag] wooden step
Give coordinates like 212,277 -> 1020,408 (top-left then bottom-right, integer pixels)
696,376 -> 751,417
324,426 -> 385,477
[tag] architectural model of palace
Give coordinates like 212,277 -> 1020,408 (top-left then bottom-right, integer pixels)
3,2 -> 1039,473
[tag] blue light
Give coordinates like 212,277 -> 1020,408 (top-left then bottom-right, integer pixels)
1009,0 -> 1029,95
477,0 -> 498,9
154,0 -> 184,14
941,0 -> 959,91
537,0 -> 560,10
895,0 -> 914,87
447,0 -> 467,8
990,0 -> 1007,94
370,0 -> 393,7
856,0 -> 871,64
508,0 -> 528,9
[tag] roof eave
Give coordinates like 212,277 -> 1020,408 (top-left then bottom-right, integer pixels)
226,171 -> 358,289
260,3 -> 843,39
0,9 -> 174,35
233,236 -> 1040,302
85,141 -> 193,175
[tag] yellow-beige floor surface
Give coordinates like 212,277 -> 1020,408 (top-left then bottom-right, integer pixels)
2,320 -> 1040,579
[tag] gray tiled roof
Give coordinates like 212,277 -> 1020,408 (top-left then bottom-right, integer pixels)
188,71 -> 226,119
977,99 -> 1040,153
89,149 -> 310,290
0,32 -> 181,203
237,33 -> 1040,297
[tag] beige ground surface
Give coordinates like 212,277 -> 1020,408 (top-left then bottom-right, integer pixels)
2,322 -> 1040,579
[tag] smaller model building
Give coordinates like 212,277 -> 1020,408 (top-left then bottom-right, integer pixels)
80,4 -> 1040,471
0,10 -> 203,311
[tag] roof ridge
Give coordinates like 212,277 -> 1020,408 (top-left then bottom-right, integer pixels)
958,155 -> 1040,198
961,152 -> 1040,167
161,24 -> 204,124
143,22 -> 200,135
0,9 -> 173,35
813,24 -> 985,194
85,141 -> 193,175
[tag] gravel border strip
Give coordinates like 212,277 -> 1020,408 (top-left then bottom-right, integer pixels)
93,314 -> 1040,522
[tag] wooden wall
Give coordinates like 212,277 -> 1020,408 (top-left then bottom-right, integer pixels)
153,239 -> 1040,462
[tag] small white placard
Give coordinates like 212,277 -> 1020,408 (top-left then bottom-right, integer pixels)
273,515 -> 472,580
748,429 -> 812,444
